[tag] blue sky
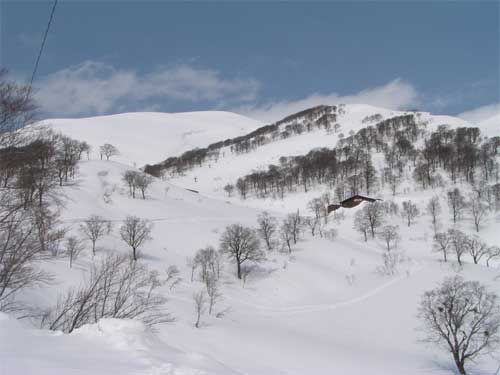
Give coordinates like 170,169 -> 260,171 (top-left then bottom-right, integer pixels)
1,1 -> 499,122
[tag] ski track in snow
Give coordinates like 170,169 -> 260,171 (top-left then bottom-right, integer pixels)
222,262 -> 423,316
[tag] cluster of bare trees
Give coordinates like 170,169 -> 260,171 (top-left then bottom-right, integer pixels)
144,106 -> 339,178
445,187 -> 494,232
258,209 -> 331,254
233,115 -> 420,201
0,208 -> 53,311
122,170 -> 154,199
401,200 -> 419,227
0,71 -> 79,311
234,145 -> 376,200
42,254 -> 172,333
350,201 -> 406,275
353,201 -> 385,241
418,276 -> 500,375
0,130 -> 88,209
415,125 -> 499,188
189,246 -> 224,327
99,143 -> 119,161
0,72 -> 167,329
433,229 -> 499,266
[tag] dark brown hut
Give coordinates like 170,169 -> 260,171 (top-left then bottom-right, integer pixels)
327,204 -> 341,213
327,195 -> 381,213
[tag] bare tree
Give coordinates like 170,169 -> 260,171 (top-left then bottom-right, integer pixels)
401,200 -> 419,227
364,202 -> 385,238
79,141 -> 91,160
193,246 -> 221,283
324,228 -> 337,241
223,183 -> 234,197
426,196 -> 441,235
43,254 -> 171,333
319,193 -> 331,224
79,215 -> 111,255
307,198 -> 324,223
468,193 -> 488,232
448,229 -> 468,266
284,211 -> 302,244
186,257 -> 196,282
466,235 -> 489,265
0,69 -> 36,148
206,274 -> 222,315
304,216 -> 319,237
164,265 -> 181,291
257,211 -> 277,251
32,205 -> 65,256
279,219 -> 294,253
65,236 -> 85,268
135,173 -> 154,199
122,170 -> 137,198
240,264 -> 256,287
236,178 -> 248,199
99,143 -> 119,161
120,216 -> 153,261
433,232 -> 451,262
388,170 -> 400,196
353,210 -> 370,242
193,290 -> 206,328
0,210 -> 52,311
376,250 -> 402,276
448,188 -> 467,224
379,225 -> 400,252
219,224 -> 263,279
486,246 -> 500,268
418,276 -> 500,375
122,171 -> 153,199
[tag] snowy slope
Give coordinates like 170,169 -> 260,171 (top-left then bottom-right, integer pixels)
479,113 -> 500,137
166,105 -> 474,208
4,105 -> 500,375
37,111 -> 263,166
5,158 -> 500,375
1,313 -> 240,375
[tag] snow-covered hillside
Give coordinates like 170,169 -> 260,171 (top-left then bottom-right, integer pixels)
158,104 -> 475,211
4,158 -> 499,375
479,113 -> 500,137
4,104 -> 500,375
37,111 -> 263,166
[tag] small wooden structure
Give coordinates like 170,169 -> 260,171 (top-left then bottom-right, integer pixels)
327,194 -> 381,213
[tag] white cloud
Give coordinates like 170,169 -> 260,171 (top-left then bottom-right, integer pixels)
236,79 -> 419,122
458,102 -> 500,124
35,61 -> 260,117
36,61 -> 419,122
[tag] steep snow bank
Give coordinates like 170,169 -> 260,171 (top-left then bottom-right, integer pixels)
0,313 -> 237,374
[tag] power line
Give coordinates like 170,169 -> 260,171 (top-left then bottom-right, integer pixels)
26,0 -> 58,99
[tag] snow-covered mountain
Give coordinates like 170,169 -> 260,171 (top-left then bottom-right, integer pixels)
38,111 -> 263,166
145,104 -> 483,212
479,113 -> 500,136
4,104 -> 500,375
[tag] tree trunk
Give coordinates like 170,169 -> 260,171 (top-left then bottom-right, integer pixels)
236,261 -> 241,279
454,356 -> 466,375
